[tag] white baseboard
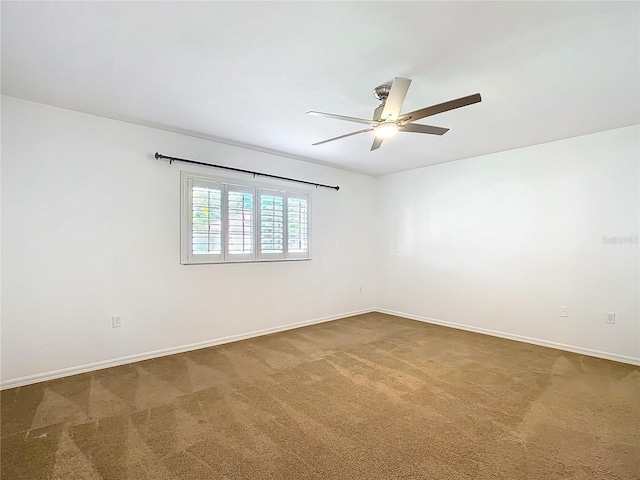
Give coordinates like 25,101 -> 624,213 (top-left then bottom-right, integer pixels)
0,308 -> 375,390
376,308 -> 640,366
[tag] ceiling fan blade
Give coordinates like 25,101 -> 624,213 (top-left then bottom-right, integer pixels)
399,93 -> 481,123
312,128 -> 374,146
371,136 -> 384,151
379,77 -> 411,121
307,111 -> 376,126
401,124 -> 449,135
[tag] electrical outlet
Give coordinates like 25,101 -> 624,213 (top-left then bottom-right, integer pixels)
112,315 -> 122,328
606,312 -> 615,324
560,306 -> 568,317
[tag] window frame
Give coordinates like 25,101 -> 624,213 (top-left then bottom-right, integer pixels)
181,171 -> 311,265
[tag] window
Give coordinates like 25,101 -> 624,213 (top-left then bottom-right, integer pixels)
181,172 -> 310,264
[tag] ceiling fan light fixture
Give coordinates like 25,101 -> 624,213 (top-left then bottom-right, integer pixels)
375,123 -> 399,138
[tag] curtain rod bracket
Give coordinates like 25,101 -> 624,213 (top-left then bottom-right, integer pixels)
154,152 -> 340,191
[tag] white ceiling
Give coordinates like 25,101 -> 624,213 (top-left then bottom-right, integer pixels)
2,1 -> 638,176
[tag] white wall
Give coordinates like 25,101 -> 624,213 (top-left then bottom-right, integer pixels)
376,125 -> 640,364
2,96 -> 638,388
0,96 -> 376,386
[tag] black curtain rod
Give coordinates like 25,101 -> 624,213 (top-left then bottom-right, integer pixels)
155,152 -> 340,191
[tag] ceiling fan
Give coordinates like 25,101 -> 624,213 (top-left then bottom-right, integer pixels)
307,77 -> 481,151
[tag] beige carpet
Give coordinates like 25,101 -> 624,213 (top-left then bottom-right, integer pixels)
2,312 -> 639,479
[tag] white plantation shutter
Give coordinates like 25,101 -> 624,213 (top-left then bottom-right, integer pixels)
181,172 -> 310,264
192,187 -> 222,254
286,193 -> 309,259
258,189 -> 285,260
184,177 -> 223,263
226,185 -> 255,260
